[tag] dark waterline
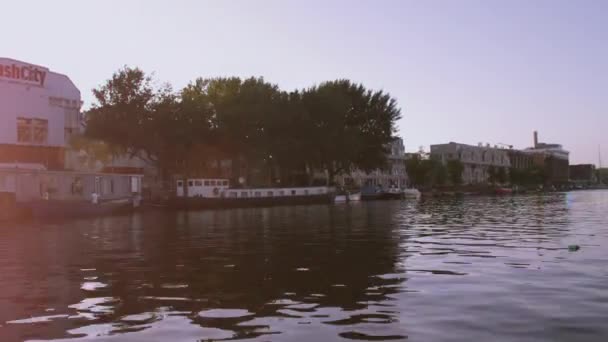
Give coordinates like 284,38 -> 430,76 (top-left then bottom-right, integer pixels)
1,191 -> 608,341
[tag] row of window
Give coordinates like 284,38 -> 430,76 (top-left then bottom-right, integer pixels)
49,97 -> 80,108
183,180 -> 229,187
225,189 -> 323,198
445,151 -> 508,165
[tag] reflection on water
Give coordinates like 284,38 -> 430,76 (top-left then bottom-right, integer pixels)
1,191 -> 608,341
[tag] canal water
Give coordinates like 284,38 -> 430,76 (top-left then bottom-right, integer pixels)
1,191 -> 608,341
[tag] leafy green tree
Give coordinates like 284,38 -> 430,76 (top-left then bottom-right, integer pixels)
487,165 -> 497,184
405,156 -> 425,187
302,80 -> 401,184
497,167 -> 507,184
446,160 -> 464,185
84,66 -> 179,174
406,157 -> 446,187
86,69 -> 403,188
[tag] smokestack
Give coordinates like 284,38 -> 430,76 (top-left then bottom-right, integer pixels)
533,131 -> 538,148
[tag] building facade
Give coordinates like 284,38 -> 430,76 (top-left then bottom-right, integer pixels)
0,58 -> 82,170
0,58 -> 145,203
523,131 -> 570,185
508,150 -> 535,170
569,164 -> 597,184
430,142 -> 511,184
336,137 -> 409,188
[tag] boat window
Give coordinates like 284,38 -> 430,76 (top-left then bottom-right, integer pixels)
211,180 -> 217,186
254,191 -> 261,197
204,180 -> 210,186
188,181 -> 193,187
195,180 -> 202,186
222,180 -> 229,186
304,190 -> 309,195
177,181 -> 183,187
279,191 -> 285,196
229,192 -> 237,198
267,191 -> 273,197
291,190 -> 296,195
241,192 -> 248,197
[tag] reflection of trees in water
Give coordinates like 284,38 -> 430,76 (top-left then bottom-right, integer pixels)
3,204 -> 404,339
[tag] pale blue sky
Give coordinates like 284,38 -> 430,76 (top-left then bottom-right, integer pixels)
4,0 -> 607,164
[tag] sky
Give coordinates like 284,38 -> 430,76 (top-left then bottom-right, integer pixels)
3,0 -> 607,165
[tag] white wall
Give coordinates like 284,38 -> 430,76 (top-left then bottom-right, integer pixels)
0,58 -> 81,147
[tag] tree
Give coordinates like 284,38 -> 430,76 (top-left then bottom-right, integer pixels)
405,157 -> 446,188
487,165 -> 497,184
85,69 -> 403,188
406,156 -> 425,187
69,135 -> 124,170
497,167 -> 507,184
301,80 -> 401,184
446,160 -> 464,185
84,66 -> 180,176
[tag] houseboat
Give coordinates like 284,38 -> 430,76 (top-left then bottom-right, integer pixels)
170,178 -> 335,209
0,167 -> 143,220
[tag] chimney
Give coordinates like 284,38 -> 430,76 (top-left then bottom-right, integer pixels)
533,131 -> 538,148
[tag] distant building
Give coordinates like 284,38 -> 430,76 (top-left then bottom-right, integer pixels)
336,137 -> 409,188
508,150 -> 534,170
430,142 -> 511,184
597,168 -> 608,184
569,164 -> 597,184
523,131 -> 569,184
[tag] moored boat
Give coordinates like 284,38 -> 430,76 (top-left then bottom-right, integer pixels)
403,188 -> 421,199
171,178 -> 334,209
361,185 -> 404,200
495,187 -> 513,195
333,191 -> 362,203
348,192 -> 362,201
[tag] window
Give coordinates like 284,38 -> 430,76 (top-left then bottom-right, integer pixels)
131,177 -> 140,193
177,181 -> 183,187
210,180 -> 216,186
291,190 -> 296,195
17,118 -> 48,144
241,191 -> 248,197
222,180 -> 229,186
304,190 -> 309,195
102,178 -> 111,195
229,192 -> 237,198
71,177 -> 83,195
204,180 -> 210,186
254,191 -> 261,197
279,190 -> 285,196
195,180 -> 202,186
267,191 -> 273,197
188,181 -> 194,187
17,118 -> 32,143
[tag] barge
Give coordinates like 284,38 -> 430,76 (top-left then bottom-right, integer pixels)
170,178 -> 335,209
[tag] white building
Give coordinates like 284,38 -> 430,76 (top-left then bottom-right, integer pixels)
0,57 -> 82,169
431,142 -> 511,184
0,58 -> 143,202
336,137 -> 409,188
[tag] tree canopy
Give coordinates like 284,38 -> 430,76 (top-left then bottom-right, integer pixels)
83,67 -> 402,185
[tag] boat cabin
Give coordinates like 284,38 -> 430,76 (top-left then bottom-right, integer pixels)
175,178 -> 330,199
176,178 -> 230,198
